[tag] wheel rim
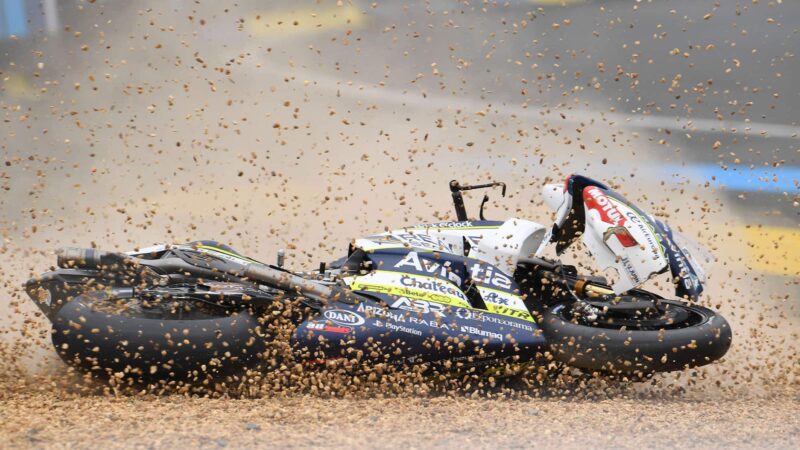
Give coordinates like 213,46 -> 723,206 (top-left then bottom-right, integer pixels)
554,299 -> 712,331
81,288 -> 232,320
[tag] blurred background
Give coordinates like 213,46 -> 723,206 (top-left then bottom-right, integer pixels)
0,0 -> 797,387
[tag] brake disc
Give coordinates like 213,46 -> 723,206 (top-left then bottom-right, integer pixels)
585,296 -> 658,317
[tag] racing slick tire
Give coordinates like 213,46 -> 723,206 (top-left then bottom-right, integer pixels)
50,289 -> 266,383
540,299 -> 732,374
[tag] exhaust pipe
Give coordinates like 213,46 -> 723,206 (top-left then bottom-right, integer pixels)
243,263 -> 333,303
56,247 -> 134,270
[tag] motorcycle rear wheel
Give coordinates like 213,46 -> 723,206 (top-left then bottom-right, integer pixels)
540,298 -> 732,374
50,288 -> 266,383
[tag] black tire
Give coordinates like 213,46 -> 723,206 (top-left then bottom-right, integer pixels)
540,299 -> 732,374
51,289 -> 266,383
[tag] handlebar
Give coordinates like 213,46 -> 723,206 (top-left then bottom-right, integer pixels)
449,180 -> 506,221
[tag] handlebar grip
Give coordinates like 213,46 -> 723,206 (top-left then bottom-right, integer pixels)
56,247 -> 132,270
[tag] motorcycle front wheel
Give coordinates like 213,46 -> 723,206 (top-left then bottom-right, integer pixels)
540,298 -> 732,374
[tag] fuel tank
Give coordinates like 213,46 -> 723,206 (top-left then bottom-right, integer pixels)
291,248 -> 546,373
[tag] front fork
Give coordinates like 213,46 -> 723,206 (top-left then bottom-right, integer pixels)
516,260 -> 612,318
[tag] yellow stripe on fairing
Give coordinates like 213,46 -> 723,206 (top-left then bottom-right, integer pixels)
347,280 -> 472,308
196,245 -> 258,263
485,303 -> 535,322
345,271 -> 537,322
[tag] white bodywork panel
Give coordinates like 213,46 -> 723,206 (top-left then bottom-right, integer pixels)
542,183 -> 571,226
541,182 -> 672,294
354,219 -> 549,275
580,186 -> 668,293
354,221 -> 484,255
468,219 -> 547,275
126,244 -> 169,255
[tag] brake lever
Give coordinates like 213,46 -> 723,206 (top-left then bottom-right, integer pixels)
479,194 -> 490,220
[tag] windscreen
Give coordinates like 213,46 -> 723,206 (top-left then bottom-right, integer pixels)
652,220 -> 713,300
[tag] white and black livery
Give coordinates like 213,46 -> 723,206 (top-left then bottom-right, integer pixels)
25,175 -> 732,382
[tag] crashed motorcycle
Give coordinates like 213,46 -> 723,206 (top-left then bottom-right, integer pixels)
25,175 -> 731,382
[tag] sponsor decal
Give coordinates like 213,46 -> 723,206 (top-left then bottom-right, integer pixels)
306,322 -> 351,334
400,275 -> 463,297
347,270 -> 471,308
469,263 -> 512,290
394,252 -> 462,284
460,326 -> 503,341
408,221 -> 501,229
482,291 -> 510,306
408,315 -> 451,330
584,188 -> 640,249
663,235 -> 700,291
382,321 -> 423,337
426,221 -> 474,228
389,297 -> 448,317
392,232 -> 456,253
624,210 -> 664,259
485,303 -> 534,322
584,187 -> 627,227
620,256 -> 642,284
455,308 -> 536,330
476,286 -> 532,321
351,281 -> 469,307
357,303 -> 409,322
464,235 -> 484,248
323,309 -> 365,327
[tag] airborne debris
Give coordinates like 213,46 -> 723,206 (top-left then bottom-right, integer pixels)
0,0 -> 796,447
